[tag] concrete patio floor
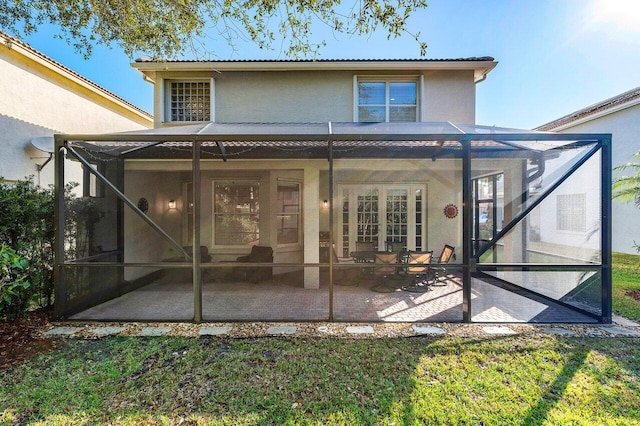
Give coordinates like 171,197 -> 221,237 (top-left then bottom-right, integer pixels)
70,270 -> 599,323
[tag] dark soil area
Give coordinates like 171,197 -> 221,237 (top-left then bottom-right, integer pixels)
0,307 -> 59,370
628,290 -> 640,302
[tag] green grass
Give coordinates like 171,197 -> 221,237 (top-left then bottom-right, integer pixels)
1,253 -> 638,425
613,252 -> 640,321
2,336 -> 640,425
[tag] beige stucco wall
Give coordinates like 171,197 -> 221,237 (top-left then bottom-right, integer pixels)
152,69 -> 477,126
421,70 -> 475,123
0,43 -> 152,186
124,158 -> 463,273
552,104 -> 640,254
216,71 -> 353,122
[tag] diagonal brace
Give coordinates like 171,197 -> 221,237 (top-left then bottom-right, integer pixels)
65,144 -> 190,261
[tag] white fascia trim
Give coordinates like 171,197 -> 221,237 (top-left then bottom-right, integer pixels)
132,60 -> 498,83
542,97 -> 640,131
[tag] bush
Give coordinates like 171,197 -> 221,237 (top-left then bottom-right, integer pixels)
0,243 -> 31,318
0,177 -> 54,313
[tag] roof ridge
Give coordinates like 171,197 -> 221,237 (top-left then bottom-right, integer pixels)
536,86 -> 640,131
1,31 -> 152,120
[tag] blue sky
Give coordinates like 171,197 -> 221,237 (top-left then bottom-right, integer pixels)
21,0 -> 640,129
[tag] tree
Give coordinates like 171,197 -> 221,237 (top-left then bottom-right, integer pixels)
613,151 -> 640,208
613,151 -> 640,252
0,0 -> 428,59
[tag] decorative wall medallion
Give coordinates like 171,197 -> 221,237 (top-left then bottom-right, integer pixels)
444,203 -> 458,219
137,197 -> 149,214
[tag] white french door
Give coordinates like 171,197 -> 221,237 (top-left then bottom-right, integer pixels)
337,184 -> 426,257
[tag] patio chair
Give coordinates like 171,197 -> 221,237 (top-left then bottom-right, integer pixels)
232,245 -> 274,283
163,246 -> 212,282
370,252 -> 402,293
401,251 -> 434,293
356,240 -> 375,251
352,240 -> 376,276
331,246 -> 359,286
354,241 -> 376,261
432,244 -> 455,286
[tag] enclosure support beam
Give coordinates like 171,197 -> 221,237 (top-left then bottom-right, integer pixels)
53,136 -> 66,319
462,138 -> 472,322
193,141 -> 202,323
601,136 -> 613,323
328,136 -> 334,321
216,141 -> 227,162
65,144 -> 190,260
476,142 -> 602,259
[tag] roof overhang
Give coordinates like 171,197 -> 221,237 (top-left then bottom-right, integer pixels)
131,59 -> 498,84
56,121 -> 604,162
536,87 -> 640,131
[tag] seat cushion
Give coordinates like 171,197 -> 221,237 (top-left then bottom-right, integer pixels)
248,245 -> 273,262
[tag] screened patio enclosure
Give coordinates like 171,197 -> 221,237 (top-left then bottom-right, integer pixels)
54,122 -> 612,323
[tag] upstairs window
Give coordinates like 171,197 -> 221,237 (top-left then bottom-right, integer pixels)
166,80 -> 212,122
356,79 -> 418,122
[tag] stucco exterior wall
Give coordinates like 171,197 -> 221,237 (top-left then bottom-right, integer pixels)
215,71 -> 353,122
0,43 -> 152,186
152,69 -> 477,125
535,152 -> 602,252
553,105 -> 640,254
124,158 -> 463,272
422,70 -> 476,123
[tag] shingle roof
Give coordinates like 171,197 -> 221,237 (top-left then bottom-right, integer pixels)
536,87 -> 640,131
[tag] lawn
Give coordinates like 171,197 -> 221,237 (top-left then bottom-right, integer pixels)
612,252 -> 640,321
1,336 -> 640,425
1,252 -> 639,425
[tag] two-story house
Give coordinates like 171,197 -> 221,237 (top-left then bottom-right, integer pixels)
53,59 -> 612,325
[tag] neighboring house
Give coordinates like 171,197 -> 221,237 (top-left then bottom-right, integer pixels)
0,32 -> 153,187
536,87 -> 640,254
52,58 -> 612,324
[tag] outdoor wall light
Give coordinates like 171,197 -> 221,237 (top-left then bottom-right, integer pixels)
168,200 -> 177,209
323,200 -> 328,208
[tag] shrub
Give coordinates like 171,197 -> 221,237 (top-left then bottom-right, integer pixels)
0,243 -> 31,318
0,177 -> 54,311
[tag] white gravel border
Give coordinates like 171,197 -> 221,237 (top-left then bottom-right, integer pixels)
38,321 -> 639,339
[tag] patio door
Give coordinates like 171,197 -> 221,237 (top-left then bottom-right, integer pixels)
338,184 -> 425,256
472,173 -> 503,257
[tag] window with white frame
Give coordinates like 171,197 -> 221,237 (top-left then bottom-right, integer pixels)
213,181 -> 259,246
166,80 -> 212,122
356,79 -> 418,122
83,162 -> 104,198
276,181 -> 301,245
557,193 -> 586,232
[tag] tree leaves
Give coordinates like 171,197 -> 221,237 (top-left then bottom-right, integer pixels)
0,0 -> 428,59
613,151 -> 640,209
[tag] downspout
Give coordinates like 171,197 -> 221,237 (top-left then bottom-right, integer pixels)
527,155 -> 545,184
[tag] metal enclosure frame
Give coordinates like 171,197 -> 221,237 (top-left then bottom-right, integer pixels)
53,123 -> 612,323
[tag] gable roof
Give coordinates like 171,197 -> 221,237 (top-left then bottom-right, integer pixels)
535,87 -> 640,131
132,57 -> 498,83
1,31 -> 152,124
